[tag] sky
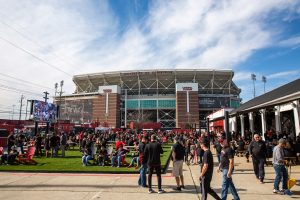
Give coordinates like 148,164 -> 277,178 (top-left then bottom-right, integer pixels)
0,0 -> 300,119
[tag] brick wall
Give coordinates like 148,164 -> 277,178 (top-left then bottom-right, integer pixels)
176,91 -> 199,128
92,94 -> 120,128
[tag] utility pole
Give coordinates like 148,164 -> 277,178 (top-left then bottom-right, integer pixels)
19,95 -> 25,121
59,80 -> 64,120
43,91 -> 49,136
251,74 -> 256,98
43,91 -> 49,103
25,100 -> 29,120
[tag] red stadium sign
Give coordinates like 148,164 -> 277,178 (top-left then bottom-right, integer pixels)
103,89 -> 112,93
182,87 -> 193,91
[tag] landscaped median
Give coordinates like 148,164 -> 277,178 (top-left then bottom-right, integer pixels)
0,143 -> 172,174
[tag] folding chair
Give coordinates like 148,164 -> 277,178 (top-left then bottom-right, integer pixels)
18,146 -> 37,164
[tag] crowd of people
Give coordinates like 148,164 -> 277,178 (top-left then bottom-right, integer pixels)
1,127 -> 299,198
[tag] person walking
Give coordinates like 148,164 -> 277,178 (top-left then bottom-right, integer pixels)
172,136 -> 185,191
248,134 -> 267,183
45,134 -> 51,157
272,138 -> 293,195
7,131 -> 16,152
219,140 -> 240,200
35,133 -> 43,157
60,132 -> 67,157
200,138 -> 221,200
214,139 -> 222,163
50,133 -> 59,158
143,134 -> 165,194
138,136 -> 148,187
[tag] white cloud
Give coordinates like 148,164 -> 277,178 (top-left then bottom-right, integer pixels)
0,0 -> 115,118
144,0 -> 299,68
278,36 -> 300,47
268,70 -> 300,79
233,71 -> 252,81
0,0 -> 300,118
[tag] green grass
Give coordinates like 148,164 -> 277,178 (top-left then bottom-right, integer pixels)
0,144 -> 172,173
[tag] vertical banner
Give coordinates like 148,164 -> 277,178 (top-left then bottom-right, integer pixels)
105,93 -> 109,116
186,91 -> 189,113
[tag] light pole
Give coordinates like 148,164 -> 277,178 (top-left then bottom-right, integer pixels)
12,104 -> 16,120
54,83 -> 58,96
124,89 -> 127,128
262,76 -> 267,94
19,94 -> 25,121
251,74 -> 256,98
59,80 -> 64,120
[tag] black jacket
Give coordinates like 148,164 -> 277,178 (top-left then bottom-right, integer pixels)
249,140 -> 267,158
139,142 -> 147,164
143,141 -> 163,166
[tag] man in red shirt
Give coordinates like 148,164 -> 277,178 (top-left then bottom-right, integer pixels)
115,137 -> 125,151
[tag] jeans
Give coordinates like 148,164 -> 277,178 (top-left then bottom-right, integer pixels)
130,157 -> 140,166
217,154 -> 221,163
221,169 -> 240,200
51,146 -> 58,157
252,156 -> 265,181
17,143 -> 24,154
61,145 -> 66,157
273,164 -> 288,190
111,155 -> 122,167
148,165 -> 162,190
82,155 -> 92,165
138,163 -> 148,186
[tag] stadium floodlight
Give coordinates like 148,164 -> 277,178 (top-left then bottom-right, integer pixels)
262,76 -> 267,93
54,83 -> 58,96
58,80 -> 64,120
251,74 -> 256,98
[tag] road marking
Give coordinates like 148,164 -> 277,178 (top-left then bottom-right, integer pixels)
0,172 -> 173,178
90,176 -> 121,199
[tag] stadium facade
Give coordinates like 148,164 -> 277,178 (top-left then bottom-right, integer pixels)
54,69 -> 241,129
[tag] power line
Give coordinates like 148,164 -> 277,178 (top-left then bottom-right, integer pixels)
0,111 -> 27,114
0,18 -> 80,74
0,104 -> 12,108
0,85 -> 42,97
0,73 -> 54,91
0,83 -> 41,95
0,35 -> 73,77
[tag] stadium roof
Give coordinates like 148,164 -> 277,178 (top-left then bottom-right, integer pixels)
231,78 -> 300,115
72,69 -> 240,95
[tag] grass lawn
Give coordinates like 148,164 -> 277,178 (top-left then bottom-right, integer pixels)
0,144 -> 172,173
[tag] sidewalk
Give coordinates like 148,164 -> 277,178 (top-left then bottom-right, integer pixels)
0,155 -> 299,200
188,155 -> 300,199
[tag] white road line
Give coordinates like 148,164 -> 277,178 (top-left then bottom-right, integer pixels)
90,176 -> 121,199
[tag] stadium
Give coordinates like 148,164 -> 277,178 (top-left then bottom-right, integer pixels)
54,69 -> 241,130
